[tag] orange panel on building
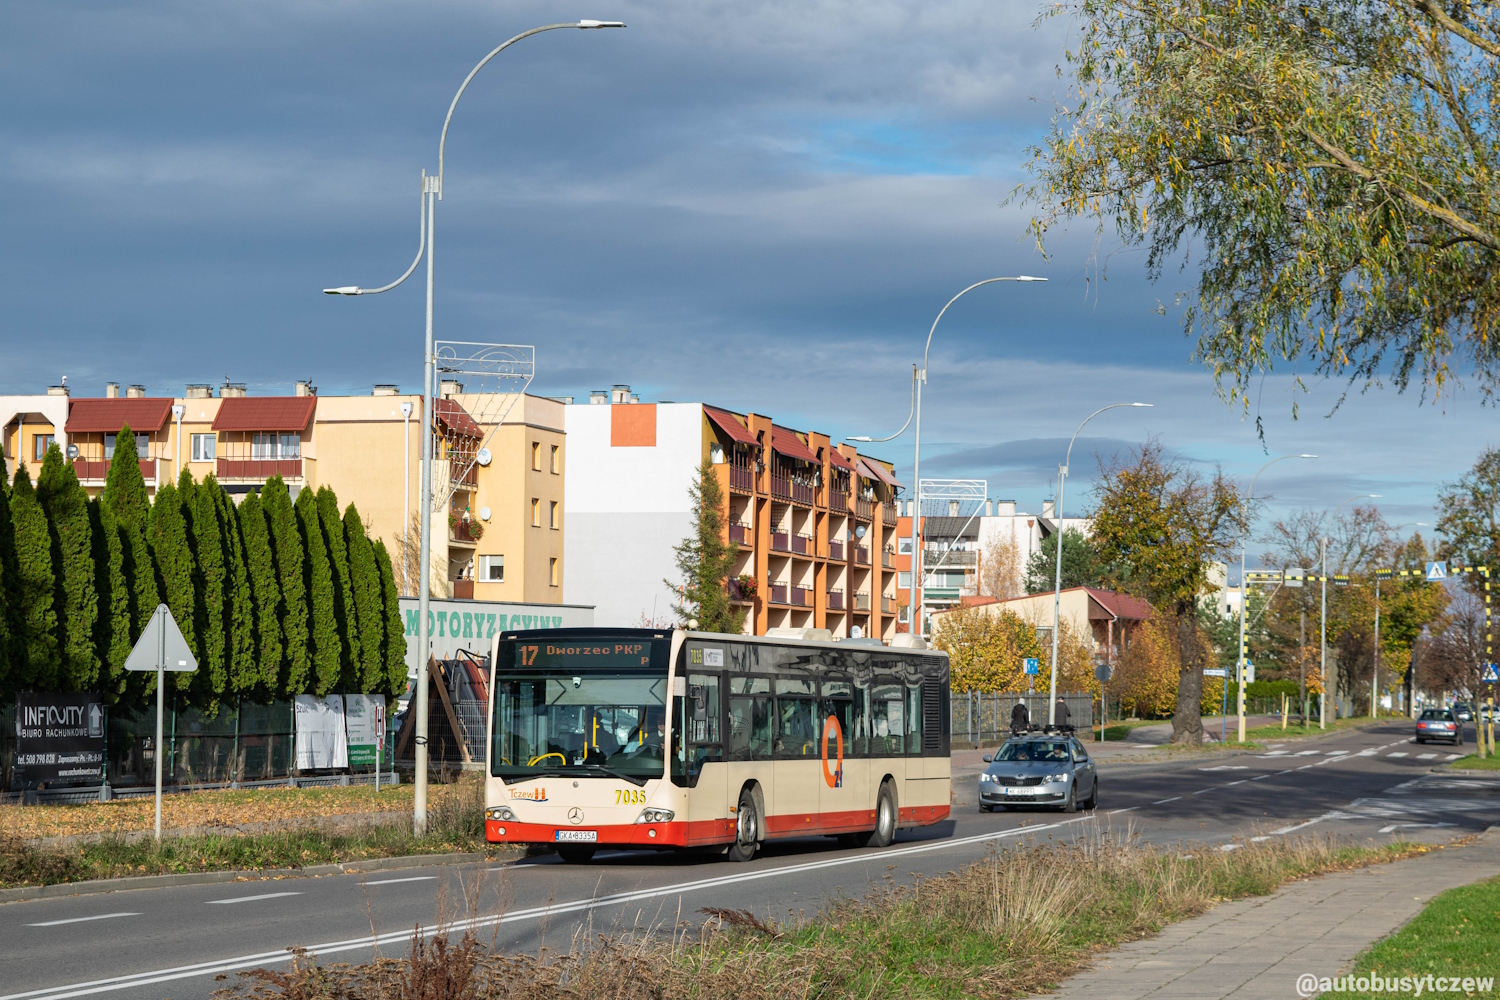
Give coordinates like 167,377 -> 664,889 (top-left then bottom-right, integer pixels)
610,403 -> 657,447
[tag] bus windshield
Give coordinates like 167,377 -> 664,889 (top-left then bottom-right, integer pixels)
491,636 -> 672,785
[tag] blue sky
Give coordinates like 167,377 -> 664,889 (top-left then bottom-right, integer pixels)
1,0 -> 1494,563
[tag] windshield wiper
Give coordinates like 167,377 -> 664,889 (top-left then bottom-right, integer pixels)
510,764 -> 648,786
579,763 -> 648,786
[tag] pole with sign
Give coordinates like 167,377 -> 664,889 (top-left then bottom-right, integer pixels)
123,604 -> 198,841
375,702 -> 386,793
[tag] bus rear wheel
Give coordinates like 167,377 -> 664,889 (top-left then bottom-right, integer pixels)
854,781 -> 897,849
728,789 -> 759,863
556,845 -> 596,864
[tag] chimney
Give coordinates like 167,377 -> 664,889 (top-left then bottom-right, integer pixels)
984,499 -> 993,517
440,379 -> 464,398
221,382 -> 248,398
611,384 -> 632,404
589,390 -> 608,405
948,500 -> 960,517
185,384 -> 213,399
105,382 -> 120,398
295,380 -> 316,397
47,384 -> 69,396
995,500 -> 1016,517
1042,499 -> 1056,519
372,384 -> 399,396
126,384 -> 146,398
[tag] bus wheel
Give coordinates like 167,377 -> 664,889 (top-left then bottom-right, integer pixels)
868,781 -> 897,849
728,789 -> 759,862
556,845 -> 596,864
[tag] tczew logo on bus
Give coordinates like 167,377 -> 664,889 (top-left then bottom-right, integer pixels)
511,787 -> 547,802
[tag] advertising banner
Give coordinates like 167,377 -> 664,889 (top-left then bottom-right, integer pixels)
343,694 -> 385,768
293,695 -> 348,771
14,692 -> 106,787
398,597 -> 594,679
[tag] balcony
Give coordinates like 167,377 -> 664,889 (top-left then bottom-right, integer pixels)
772,531 -> 791,552
450,519 -> 479,545
881,502 -> 897,524
729,465 -> 754,494
791,481 -> 815,506
922,586 -> 961,602
728,577 -> 756,603
854,592 -> 871,611
882,597 -> 896,614
789,585 -> 813,607
770,582 -> 789,605
769,474 -> 792,501
829,539 -> 844,561
827,589 -> 844,611
829,491 -> 848,514
855,546 -> 870,566
74,458 -> 157,484
882,549 -> 893,568
854,498 -> 874,521
924,548 -> 979,568
728,523 -> 751,545
791,533 -> 812,555
452,580 -> 474,600
217,458 -> 303,481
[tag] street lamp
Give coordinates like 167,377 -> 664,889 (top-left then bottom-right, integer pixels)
323,20 -> 625,835
1234,454 -> 1317,743
1321,493 -> 1382,730
905,277 -> 1046,639
1046,403 -> 1152,725
848,366 -> 918,444
1375,521 -> 1426,719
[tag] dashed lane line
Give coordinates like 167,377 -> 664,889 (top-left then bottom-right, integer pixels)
205,892 -> 302,906
25,913 -> 140,928
361,876 -> 438,887
1154,797 -> 1182,805
1388,753 -> 1410,758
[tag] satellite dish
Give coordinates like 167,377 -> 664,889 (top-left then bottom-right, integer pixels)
479,506 -> 491,522
850,625 -> 864,639
66,444 -> 79,460
854,524 -> 867,539
476,448 -> 492,467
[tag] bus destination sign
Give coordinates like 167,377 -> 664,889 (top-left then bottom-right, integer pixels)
515,642 -> 654,670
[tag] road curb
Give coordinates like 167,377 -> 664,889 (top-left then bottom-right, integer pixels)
0,851 -> 497,905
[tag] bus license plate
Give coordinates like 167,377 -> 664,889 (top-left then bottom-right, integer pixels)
555,830 -> 597,843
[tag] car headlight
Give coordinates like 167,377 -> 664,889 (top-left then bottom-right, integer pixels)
486,806 -> 517,822
636,808 -> 675,824
1042,773 -> 1071,784
979,773 -> 995,783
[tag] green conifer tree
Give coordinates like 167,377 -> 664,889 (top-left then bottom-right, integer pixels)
262,477 -> 308,696
37,445 -> 99,691
102,425 -> 151,536
238,491 -> 283,695
91,497 -> 132,701
211,480 -> 255,696
0,476 -> 20,693
343,504 -> 383,692
183,471 -> 228,708
666,459 -> 745,633
12,465 -> 59,688
148,480 -> 197,699
373,539 -> 409,699
296,488 -> 339,696
316,486 -> 360,690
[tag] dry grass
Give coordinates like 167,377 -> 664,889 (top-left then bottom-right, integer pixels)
210,830 -> 1424,1000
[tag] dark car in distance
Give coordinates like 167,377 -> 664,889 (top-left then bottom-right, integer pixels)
1416,708 -> 1462,746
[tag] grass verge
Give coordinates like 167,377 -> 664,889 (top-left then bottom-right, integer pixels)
1242,716 -> 1379,741
1331,875 -> 1500,999
1446,753 -> 1500,770
1,774 -> 499,888
211,832 -> 1424,1000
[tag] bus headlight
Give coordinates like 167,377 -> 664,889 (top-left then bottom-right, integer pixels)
486,806 -> 517,822
636,808 -> 675,824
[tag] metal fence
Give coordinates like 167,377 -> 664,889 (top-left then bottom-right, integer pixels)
951,691 -> 1095,746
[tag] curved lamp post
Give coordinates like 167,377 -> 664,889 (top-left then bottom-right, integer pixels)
1320,493 -> 1381,730
1234,454 -> 1317,743
323,19 -> 624,835
1046,403 -> 1152,725
849,366 -> 918,445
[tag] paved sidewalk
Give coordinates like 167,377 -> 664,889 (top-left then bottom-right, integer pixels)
1036,829 -> 1500,1000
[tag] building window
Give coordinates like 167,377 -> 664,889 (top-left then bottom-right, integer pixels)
251,432 -> 301,461
531,441 -> 542,471
478,554 -> 504,582
33,434 -> 55,461
549,500 -> 560,529
898,606 -> 910,624
549,557 -> 559,587
531,498 -> 540,527
898,572 -> 911,589
550,444 -> 560,474
103,434 -> 150,460
897,537 -> 913,555
191,433 -> 216,463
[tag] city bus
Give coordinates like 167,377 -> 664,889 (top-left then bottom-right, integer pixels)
482,627 -> 951,863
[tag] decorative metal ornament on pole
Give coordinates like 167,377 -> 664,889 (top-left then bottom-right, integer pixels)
123,604 -> 197,841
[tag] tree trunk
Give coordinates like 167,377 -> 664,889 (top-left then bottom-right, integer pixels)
1170,613 -> 1204,745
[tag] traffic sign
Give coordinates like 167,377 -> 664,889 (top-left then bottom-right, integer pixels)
1023,657 -> 1040,676
124,604 -> 197,673
1426,561 -> 1448,581
1204,668 -> 1227,677
375,703 -> 386,741
1484,663 -> 1499,684
1094,662 -> 1113,683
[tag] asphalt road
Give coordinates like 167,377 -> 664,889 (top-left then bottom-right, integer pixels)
5,721 -> 1497,1000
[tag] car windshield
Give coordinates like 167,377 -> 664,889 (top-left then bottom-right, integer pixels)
1419,709 -> 1454,721
492,674 -> 668,784
993,740 -> 1072,762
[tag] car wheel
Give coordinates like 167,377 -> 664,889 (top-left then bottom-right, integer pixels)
979,803 -> 993,813
556,845 -> 596,864
1086,779 -> 1099,810
1062,783 -> 1078,813
1416,737 -> 1424,744
727,789 -> 759,863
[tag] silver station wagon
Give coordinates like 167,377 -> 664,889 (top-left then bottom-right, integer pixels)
978,735 -> 1098,813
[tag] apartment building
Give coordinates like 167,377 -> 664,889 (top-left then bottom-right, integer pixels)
0,380 -> 565,604
564,386 -> 903,639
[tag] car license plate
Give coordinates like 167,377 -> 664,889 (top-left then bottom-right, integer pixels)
555,830 -> 597,843
1004,787 -> 1036,796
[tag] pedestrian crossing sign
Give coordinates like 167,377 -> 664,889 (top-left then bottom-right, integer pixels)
1426,561 -> 1448,581
1024,657 -> 1040,675
1483,663 -> 1499,684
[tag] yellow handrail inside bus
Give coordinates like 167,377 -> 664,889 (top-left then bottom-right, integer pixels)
528,752 -> 566,766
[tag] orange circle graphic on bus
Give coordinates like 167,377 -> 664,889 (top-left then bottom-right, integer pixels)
821,716 -> 844,788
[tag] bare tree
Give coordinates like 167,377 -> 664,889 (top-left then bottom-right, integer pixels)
980,532 -> 1025,601
1424,588 -> 1483,700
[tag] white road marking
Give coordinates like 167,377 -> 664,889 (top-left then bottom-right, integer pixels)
26,913 -> 139,927
205,892 -> 302,905
1107,807 -> 1139,814
1294,750 -> 1319,756
1447,754 -> 1463,760
360,876 -> 437,886
1226,780 -> 1247,785
1219,843 -> 1240,852
1259,751 -> 1289,756
1388,752 -> 1409,758
1378,822 -> 1457,834
1417,753 -> 1438,760
1357,750 -> 1378,756
1153,797 -> 1182,804
1251,775 -> 1271,781
1,815 -> 1099,1000
1325,750 -> 1348,756
1197,765 -> 1249,771
1192,788 -> 1214,794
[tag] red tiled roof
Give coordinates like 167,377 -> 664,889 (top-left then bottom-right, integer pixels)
65,398 -> 173,434
857,456 -> 904,490
771,425 -> 818,465
1086,588 -> 1153,621
705,406 -> 758,447
434,397 -> 482,439
828,448 -> 854,471
213,396 -> 317,432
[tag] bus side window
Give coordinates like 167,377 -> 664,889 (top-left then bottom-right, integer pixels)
906,683 -> 923,755
852,683 -> 870,757
728,695 -> 772,761
870,682 -> 903,756
776,697 -> 817,757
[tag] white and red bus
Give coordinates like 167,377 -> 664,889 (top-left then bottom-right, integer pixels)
483,627 -> 952,863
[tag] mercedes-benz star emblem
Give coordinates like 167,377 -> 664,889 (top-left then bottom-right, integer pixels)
567,806 -> 584,825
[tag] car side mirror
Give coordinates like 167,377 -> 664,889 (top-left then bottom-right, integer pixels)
982,755 -> 992,763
